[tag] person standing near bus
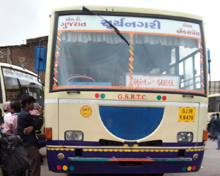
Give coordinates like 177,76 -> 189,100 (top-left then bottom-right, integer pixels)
214,113 -> 220,150
209,114 -> 216,141
1,102 -> 12,133
0,117 -> 4,133
17,95 -> 44,176
3,101 -> 33,136
3,101 -> 21,135
3,101 -> 12,122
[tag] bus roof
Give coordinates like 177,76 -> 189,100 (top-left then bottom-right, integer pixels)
0,62 -> 38,77
208,94 -> 220,98
52,5 -> 203,21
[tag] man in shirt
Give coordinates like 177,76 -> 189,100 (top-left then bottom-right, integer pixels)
214,113 -> 220,150
17,95 -> 44,176
209,114 -> 216,141
3,101 -> 21,135
4,101 -> 33,136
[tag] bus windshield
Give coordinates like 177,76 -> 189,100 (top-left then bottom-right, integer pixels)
2,68 -> 44,108
52,14 -> 205,94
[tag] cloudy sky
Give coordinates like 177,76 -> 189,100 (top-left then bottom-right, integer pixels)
0,0 -> 218,80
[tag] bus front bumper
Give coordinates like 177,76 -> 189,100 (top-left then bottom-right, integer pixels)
46,147 -> 205,174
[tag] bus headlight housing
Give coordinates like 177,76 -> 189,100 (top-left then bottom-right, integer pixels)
177,132 -> 193,143
65,131 -> 83,142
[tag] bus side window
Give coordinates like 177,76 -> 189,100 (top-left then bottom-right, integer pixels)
216,101 -> 220,112
208,102 -> 215,112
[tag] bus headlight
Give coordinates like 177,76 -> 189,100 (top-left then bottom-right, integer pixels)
177,132 -> 193,143
65,131 -> 83,142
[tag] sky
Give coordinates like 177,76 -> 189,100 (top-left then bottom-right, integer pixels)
0,0 -> 219,80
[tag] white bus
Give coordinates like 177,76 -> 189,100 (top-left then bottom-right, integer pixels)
207,94 -> 220,136
208,94 -> 220,121
0,63 -> 45,144
41,6 -> 208,175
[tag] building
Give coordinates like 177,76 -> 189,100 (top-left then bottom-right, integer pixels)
0,36 -> 48,83
209,81 -> 220,95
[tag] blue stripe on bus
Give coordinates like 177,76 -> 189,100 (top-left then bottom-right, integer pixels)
99,106 -> 164,140
46,148 -> 204,173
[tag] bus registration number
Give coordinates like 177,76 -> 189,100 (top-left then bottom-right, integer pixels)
178,107 -> 195,122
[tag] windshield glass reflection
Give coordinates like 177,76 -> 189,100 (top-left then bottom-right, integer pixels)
2,68 -> 44,108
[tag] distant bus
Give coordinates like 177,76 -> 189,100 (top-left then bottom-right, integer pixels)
207,94 -> 220,125
207,94 -> 220,138
42,6 -> 208,175
207,94 -> 220,121
0,63 -> 45,144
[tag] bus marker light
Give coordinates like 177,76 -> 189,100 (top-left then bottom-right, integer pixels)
100,93 -> 105,99
157,95 -> 161,100
57,165 -> 61,170
192,166 -> 196,170
203,130 -> 208,141
69,166 -> 74,171
193,153 -> 198,160
45,128 -> 52,140
57,153 -> 65,160
157,95 -> 167,101
95,93 -> 99,98
162,96 -> 167,101
63,165 -> 68,171
187,166 -> 192,171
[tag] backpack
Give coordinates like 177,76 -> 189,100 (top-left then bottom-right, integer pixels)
0,133 -> 30,176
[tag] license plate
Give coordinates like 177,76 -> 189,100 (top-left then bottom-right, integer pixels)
178,107 -> 195,122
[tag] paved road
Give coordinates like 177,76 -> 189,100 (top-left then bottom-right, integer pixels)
40,139 -> 220,176
166,138 -> 220,176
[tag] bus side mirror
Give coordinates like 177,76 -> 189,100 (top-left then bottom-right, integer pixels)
207,49 -> 211,74
35,46 -> 47,72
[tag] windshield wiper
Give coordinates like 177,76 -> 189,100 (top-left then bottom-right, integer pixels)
16,78 -> 24,95
82,6 -> 130,46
